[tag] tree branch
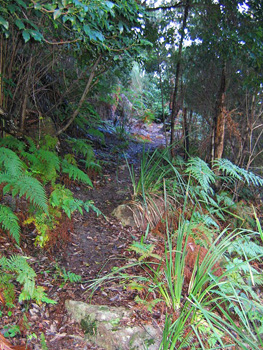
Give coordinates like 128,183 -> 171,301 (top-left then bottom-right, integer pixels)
56,55 -> 102,136
146,2 -> 184,12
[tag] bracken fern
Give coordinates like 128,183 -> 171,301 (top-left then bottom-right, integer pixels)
214,158 -> 263,186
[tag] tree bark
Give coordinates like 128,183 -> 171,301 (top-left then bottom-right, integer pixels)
170,0 -> 190,155
212,63 -> 227,160
20,54 -> 32,133
56,55 -> 102,136
183,107 -> 190,160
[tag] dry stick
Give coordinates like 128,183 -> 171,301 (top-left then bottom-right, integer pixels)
56,55 -> 102,136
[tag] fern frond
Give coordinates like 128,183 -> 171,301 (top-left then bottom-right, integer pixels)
61,159 -> 93,187
83,200 -> 103,217
40,135 -> 58,151
66,138 -> 93,158
0,136 -> 26,151
0,147 -> 25,177
64,153 -> 77,166
38,149 -> 60,172
129,242 -> 160,261
228,236 -> 263,260
0,255 -> 56,304
0,205 -> 20,244
25,136 -> 37,153
22,149 -> 60,183
12,175 -> 48,213
216,191 -> 236,208
186,157 -> 216,195
214,159 -> 263,186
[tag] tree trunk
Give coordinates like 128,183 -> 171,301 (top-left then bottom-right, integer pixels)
170,0 -> 190,156
183,107 -> 189,160
56,55 -> 102,136
20,54 -> 32,133
212,63 -> 227,161
157,49 -> 168,146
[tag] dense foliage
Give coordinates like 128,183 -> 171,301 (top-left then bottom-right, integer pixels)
0,0 -> 262,349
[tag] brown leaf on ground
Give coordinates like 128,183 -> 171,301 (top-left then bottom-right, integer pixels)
0,333 -> 31,350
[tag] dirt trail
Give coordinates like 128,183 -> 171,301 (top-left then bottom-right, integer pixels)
64,121 -> 166,284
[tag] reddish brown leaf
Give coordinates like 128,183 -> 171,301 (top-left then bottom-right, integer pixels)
0,334 -> 31,350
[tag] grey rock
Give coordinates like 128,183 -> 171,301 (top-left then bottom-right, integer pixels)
65,300 -> 162,350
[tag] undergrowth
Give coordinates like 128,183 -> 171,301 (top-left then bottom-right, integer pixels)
0,134 -> 102,341
91,148 -> 263,349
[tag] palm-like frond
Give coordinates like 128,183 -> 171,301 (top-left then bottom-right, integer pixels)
214,159 -> 263,186
0,147 -> 25,177
38,149 -> 60,172
186,157 -> 216,195
12,175 -> 48,213
61,159 -> 93,187
0,205 -> 20,244
0,136 -> 26,151
66,138 -> 93,158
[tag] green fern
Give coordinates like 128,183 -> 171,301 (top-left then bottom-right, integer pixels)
129,241 -> 160,261
214,159 -> 263,186
64,153 -> 77,166
227,236 -> 263,260
0,147 -> 25,177
39,135 -> 58,151
83,200 -> 103,217
61,159 -> 93,187
25,136 -> 37,153
185,157 -> 216,195
61,267 -> 82,283
0,254 -> 56,304
22,149 -> 60,184
0,136 -> 26,151
50,185 -> 84,218
0,205 -> 20,244
11,175 -> 48,213
66,138 -> 93,158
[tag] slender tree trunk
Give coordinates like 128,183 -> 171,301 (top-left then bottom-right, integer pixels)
56,55 -> 102,136
183,107 -> 189,160
20,54 -> 32,133
212,63 -> 227,161
170,0 -> 190,156
157,49 -> 168,146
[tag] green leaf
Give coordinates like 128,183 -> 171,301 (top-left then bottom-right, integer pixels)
0,16 -> 9,30
15,0 -> 27,9
105,1 -> 115,10
7,4 -> 18,13
118,22 -> 124,34
54,9 -> 62,20
22,30 -> 30,43
28,29 -> 43,42
34,3 -> 41,10
15,19 -> 25,30
83,24 -> 91,36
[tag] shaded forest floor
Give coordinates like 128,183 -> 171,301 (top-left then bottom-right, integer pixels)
0,121 -> 167,350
